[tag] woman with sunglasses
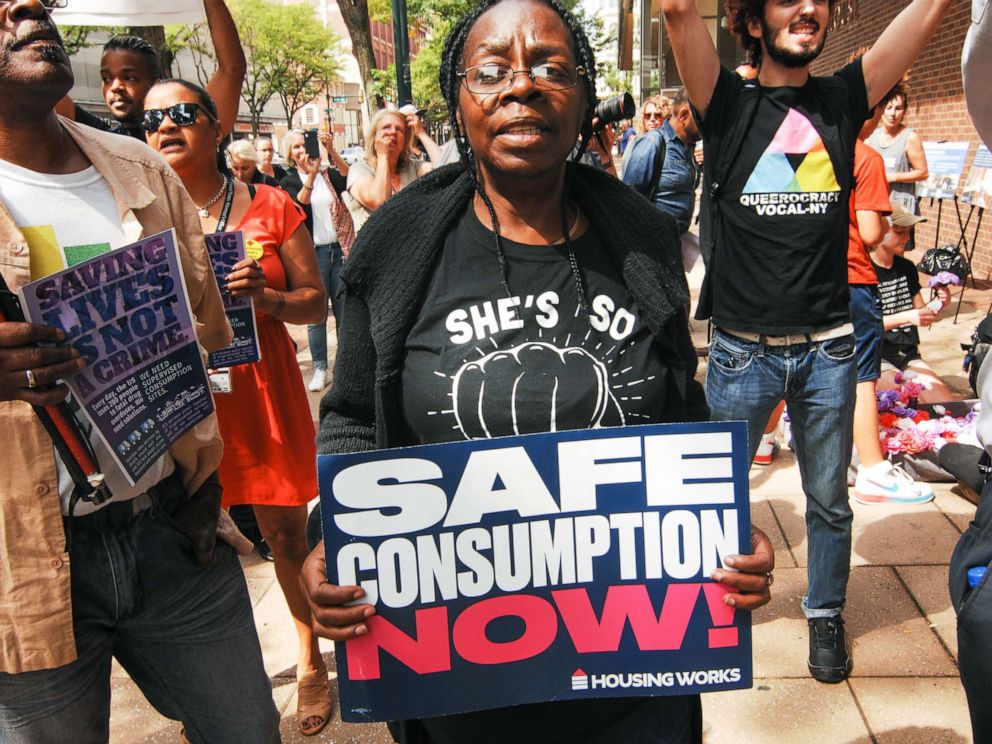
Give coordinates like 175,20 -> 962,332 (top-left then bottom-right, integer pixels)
142,80 -> 335,737
301,1 -> 774,742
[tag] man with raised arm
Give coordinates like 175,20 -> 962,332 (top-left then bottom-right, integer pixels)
63,0 -> 245,139
661,0 -> 953,683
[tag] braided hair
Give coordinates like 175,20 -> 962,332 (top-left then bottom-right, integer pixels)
439,0 -> 598,314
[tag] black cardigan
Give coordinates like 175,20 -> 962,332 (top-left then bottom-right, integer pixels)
317,162 -> 708,457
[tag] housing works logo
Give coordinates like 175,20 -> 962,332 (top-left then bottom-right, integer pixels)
570,667 -> 741,691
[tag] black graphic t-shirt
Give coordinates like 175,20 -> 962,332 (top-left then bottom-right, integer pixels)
873,255 -> 921,350
400,205 -> 671,446
398,204 -> 693,744
696,61 -> 870,335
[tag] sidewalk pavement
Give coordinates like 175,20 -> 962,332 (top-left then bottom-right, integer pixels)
109,266 -> 991,743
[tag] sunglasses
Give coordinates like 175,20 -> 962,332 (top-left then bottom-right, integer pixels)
140,103 -> 213,133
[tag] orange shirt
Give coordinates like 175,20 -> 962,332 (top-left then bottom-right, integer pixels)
848,140 -> 891,285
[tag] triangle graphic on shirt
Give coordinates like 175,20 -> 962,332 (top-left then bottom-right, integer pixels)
742,108 -> 841,194
491,473 -> 508,491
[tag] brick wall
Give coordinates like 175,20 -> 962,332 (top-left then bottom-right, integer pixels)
811,1 -> 990,279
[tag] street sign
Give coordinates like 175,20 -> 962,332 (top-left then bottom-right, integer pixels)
332,96 -> 349,103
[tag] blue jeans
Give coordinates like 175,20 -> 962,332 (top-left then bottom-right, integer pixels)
0,484 -> 280,744
706,328 -> 857,617
308,242 -> 344,371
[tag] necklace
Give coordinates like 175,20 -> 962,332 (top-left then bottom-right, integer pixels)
195,177 -> 229,218
552,209 -> 582,246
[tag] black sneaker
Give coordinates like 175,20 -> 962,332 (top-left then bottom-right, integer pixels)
808,616 -> 852,683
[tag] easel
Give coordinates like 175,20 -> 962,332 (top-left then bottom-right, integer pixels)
947,196 -> 987,322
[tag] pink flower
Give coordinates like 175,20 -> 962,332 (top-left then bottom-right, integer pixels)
883,437 -> 903,455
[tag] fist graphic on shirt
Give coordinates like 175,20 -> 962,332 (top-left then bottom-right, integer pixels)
451,342 -> 624,439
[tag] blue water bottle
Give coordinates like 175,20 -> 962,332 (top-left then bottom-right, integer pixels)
969,566 -> 988,589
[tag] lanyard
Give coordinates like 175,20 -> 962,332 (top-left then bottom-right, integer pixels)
214,176 -> 236,233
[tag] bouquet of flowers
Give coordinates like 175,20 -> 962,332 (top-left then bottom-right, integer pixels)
876,372 -> 979,457
925,272 -> 961,312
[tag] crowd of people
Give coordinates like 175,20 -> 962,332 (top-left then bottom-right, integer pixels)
0,0 -> 990,742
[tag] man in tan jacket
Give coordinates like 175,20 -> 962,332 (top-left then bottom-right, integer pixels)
0,3 -> 278,742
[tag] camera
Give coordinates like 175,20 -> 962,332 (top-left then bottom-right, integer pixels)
593,93 -> 635,131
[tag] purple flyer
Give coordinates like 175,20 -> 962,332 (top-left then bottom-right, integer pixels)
204,230 -> 260,369
18,229 -> 214,485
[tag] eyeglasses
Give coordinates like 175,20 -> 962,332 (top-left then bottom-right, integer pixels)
140,103 -> 213,133
458,62 -> 586,95
644,112 -> 664,120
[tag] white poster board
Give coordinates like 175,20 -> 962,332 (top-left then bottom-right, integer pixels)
961,145 -> 992,209
53,1 -> 205,26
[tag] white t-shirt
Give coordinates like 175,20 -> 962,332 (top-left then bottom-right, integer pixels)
0,158 -> 174,515
309,170 -> 337,245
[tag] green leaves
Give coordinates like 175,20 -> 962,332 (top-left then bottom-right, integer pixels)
229,0 -> 345,132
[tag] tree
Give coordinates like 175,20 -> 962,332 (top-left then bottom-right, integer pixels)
61,26 -> 95,57
165,23 -> 214,88
338,0 -> 385,117
265,5 -> 343,127
226,0 -> 279,135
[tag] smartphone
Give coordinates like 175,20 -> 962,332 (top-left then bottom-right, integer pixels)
304,129 -> 320,159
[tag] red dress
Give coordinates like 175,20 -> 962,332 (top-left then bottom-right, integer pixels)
216,185 -> 318,507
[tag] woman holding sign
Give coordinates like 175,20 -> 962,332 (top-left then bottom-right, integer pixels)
143,80 -> 336,736
302,1 -> 774,741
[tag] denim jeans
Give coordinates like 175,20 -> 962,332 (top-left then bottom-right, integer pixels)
706,328 -> 857,617
0,485 -> 281,744
308,242 -> 344,371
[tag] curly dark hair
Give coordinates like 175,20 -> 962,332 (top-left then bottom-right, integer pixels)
724,0 -> 839,68
438,0 -> 599,310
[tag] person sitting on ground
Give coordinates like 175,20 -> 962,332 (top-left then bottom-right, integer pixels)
227,138 -> 279,187
872,204 -> 953,404
255,136 -> 287,182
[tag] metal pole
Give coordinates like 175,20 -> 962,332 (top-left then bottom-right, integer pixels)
390,0 -> 412,106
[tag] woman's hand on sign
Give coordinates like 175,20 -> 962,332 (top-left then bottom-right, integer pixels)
303,540 -> 377,640
0,322 -> 84,405
226,257 -> 266,303
710,525 -> 775,611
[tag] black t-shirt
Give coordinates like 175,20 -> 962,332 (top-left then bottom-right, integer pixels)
72,104 -> 111,132
696,61 -> 870,334
399,205 -> 696,742
401,205 -> 674,445
874,254 -> 921,349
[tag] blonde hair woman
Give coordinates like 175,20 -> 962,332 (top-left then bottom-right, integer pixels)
345,107 -> 441,230
226,138 -> 278,186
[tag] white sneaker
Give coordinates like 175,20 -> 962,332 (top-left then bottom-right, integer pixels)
853,461 -> 934,505
308,368 -> 328,392
753,432 -> 779,466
